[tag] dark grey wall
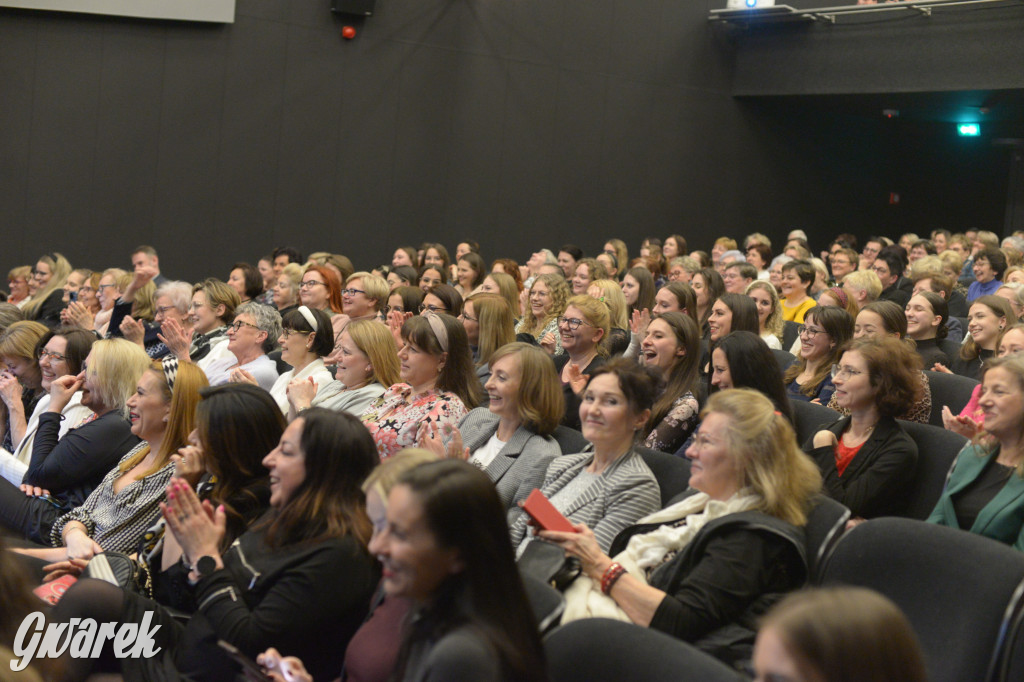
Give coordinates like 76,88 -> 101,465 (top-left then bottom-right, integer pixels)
0,0 -> 1021,282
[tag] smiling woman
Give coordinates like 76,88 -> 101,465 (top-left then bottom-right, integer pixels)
542,389 -> 821,669
929,354 -> 1024,550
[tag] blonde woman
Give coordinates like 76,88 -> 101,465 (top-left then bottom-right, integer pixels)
462,293 -> 515,385
289,319 -> 400,418
542,389 -> 821,667
23,253 -> 72,328
746,280 -> 784,350
516,273 -> 569,356
479,271 -> 522,318
589,279 -> 631,356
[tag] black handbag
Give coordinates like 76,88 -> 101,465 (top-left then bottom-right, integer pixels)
83,551 -> 152,597
517,540 -> 581,591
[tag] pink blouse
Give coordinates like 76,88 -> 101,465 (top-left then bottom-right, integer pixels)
360,383 -> 468,459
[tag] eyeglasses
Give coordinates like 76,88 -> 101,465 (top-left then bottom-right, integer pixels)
341,288 -> 366,297
228,320 -> 262,333
418,304 -> 447,313
299,280 -> 325,289
155,305 -> 178,315
98,283 -> 117,291
557,316 -> 592,331
797,325 -> 827,339
281,329 -> 312,339
529,290 -> 549,298
79,286 -> 95,294
830,364 -> 864,380
458,312 -> 478,323
39,349 -> 67,363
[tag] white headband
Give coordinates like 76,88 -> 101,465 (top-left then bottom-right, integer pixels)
297,305 -> 318,332
423,312 -> 449,353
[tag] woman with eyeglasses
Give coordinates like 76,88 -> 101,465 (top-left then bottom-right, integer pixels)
159,279 -> 241,371
23,252 -> 73,329
362,314 -> 481,460
0,327 -> 95,487
384,285 -> 423,318
516,273 -> 570,356
805,337 -> 921,520
7,266 -> 31,309
269,307 -> 335,416
420,283 -> 462,317
202,302 -> 282,392
0,339 -> 150,546
552,295 -> 611,430
783,306 -> 854,404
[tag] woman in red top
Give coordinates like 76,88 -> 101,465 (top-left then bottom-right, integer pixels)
804,337 -> 923,520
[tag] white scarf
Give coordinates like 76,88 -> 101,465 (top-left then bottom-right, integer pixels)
561,489 -> 761,623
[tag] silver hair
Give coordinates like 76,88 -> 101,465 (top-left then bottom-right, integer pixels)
236,301 -> 282,354
155,281 -> 194,314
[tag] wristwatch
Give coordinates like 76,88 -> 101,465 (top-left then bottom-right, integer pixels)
191,555 -> 218,579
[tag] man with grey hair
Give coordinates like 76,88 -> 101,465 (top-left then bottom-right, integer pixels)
201,301 -> 281,391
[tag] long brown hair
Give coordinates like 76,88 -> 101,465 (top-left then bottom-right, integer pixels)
645,313 -> 700,438
262,409 -> 377,549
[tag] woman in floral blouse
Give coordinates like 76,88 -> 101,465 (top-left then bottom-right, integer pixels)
361,314 -> 482,459
639,312 -> 701,454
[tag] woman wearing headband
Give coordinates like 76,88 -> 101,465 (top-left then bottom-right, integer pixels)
270,307 -> 336,417
362,314 -> 481,459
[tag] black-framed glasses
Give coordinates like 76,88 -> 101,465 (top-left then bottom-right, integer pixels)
557,316 -> 592,331
418,304 -> 448,313
341,288 -> 366,297
39,348 -> 67,363
300,280 -> 325,289
98,283 -> 117,291
228,320 -> 262,333
797,325 -> 827,339
281,329 -> 312,339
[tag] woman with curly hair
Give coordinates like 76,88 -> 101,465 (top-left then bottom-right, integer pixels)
516,273 -> 569,356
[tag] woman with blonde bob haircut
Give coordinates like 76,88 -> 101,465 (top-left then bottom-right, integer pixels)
290,319 -> 400,417
543,389 -> 822,667
423,342 -> 564,510
754,587 -> 928,682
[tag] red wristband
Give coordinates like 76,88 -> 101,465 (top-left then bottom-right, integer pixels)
600,562 -> 627,595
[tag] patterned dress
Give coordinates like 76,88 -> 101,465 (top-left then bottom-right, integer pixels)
644,391 -> 700,454
360,384 -> 468,459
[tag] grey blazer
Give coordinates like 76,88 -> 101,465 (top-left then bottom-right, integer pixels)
458,408 -> 560,511
508,448 -> 661,552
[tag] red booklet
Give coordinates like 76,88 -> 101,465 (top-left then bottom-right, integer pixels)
522,489 -> 576,533
33,574 -> 77,605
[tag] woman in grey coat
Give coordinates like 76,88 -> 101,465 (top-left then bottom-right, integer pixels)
422,342 -> 563,511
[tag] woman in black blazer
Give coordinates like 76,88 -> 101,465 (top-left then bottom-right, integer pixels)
804,337 -> 923,519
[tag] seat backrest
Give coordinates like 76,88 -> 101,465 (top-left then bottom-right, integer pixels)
818,517 -> 1024,682
635,445 -> 692,507
782,320 -> 801,349
789,399 -> 841,447
771,348 -> 795,371
545,618 -> 744,682
896,420 -> 967,520
803,495 -> 850,582
923,370 -> 979,427
519,574 -> 565,635
553,426 -> 589,455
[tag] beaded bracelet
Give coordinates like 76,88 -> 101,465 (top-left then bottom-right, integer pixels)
601,562 -> 627,595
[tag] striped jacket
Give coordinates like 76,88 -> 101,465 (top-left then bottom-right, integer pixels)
508,449 -> 661,552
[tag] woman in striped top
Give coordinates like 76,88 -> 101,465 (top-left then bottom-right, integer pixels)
15,358 -> 205,565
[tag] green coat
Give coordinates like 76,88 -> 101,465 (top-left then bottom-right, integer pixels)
927,444 -> 1024,552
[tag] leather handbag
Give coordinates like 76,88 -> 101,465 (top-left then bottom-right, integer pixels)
83,551 -> 152,596
517,540 -> 581,591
